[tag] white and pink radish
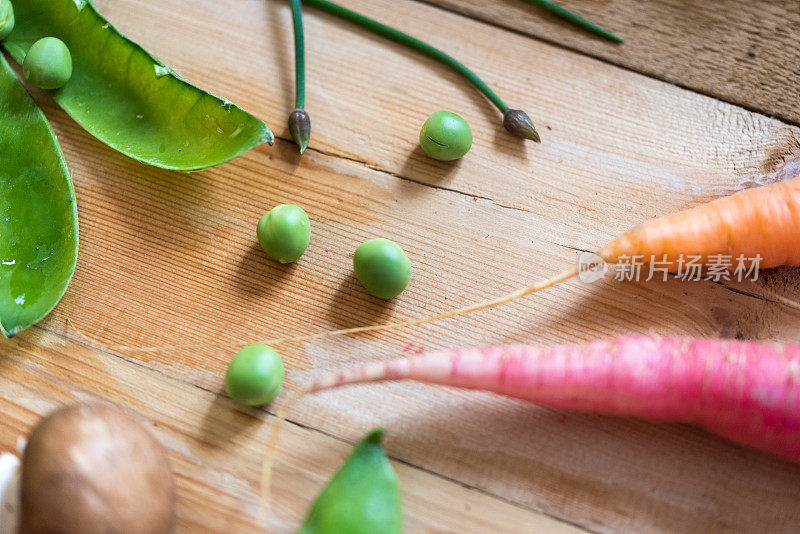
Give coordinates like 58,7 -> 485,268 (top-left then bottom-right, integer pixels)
310,336 -> 800,462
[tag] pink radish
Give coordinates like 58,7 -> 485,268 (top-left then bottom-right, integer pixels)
310,336 -> 800,462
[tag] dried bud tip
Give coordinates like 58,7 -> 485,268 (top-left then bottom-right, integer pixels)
288,108 -> 311,154
503,109 -> 541,143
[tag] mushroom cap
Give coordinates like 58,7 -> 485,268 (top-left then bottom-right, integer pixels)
20,402 -> 176,534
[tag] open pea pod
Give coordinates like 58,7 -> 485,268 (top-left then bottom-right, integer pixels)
0,54 -> 78,337
298,428 -> 402,534
3,0 -> 273,171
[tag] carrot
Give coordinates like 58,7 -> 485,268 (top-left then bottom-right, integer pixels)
599,175 -> 800,268
310,336 -> 800,462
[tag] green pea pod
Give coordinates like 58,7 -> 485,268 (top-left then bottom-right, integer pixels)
298,428 -> 402,534
0,54 -> 78,337
3,0 -> 273,171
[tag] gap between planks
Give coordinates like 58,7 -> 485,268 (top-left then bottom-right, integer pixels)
407,0 -> 800,130
281,136 -> 799,311
18,322 -> 596,533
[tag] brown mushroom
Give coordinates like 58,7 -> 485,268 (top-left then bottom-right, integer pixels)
19,402 -> 176,534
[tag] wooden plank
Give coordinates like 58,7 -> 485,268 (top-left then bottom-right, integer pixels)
0,331 -> 583,533
32,111 -> 800,532
99,0 -> 800,254
421,0 -> 800,125
3,0 -> 800,532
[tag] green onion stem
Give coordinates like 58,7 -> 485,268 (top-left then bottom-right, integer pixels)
303,0 -> 509,114
522,0 -> 622,43
290,0 -> 305,108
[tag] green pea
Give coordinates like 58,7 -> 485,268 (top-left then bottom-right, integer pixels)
257,204 -> 311,264
23,37 -> 73,90
298,428 -> 402,534
353,239 -> 411,299
224,344 -> 284,406
0,0 -> 14,41
418,110 -> 472,161
6,0 -> 272,170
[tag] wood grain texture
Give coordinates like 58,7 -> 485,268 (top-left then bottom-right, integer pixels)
0,331 -> 580,533
2,0 -> 800,532
421,0 -> 800,126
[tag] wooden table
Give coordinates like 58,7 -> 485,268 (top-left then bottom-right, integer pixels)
3,0 -> 800,532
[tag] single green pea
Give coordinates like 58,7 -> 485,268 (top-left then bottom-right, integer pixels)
257,204 -> 311,264
224,344 -> 284,406
353,239 -> 411,299
418,110 -> 472,161
0,0 -> 14,41
23,37 -> 73,90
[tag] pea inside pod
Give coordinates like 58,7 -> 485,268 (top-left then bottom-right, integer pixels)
23,37 -> 72,89
298,428 -> 402,534
0,54 -> 77,337
3,0 -> 272,171
0,0 -> 14,40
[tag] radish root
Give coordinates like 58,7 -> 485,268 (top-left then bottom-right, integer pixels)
67,267 -> 800,360
68,267 -> 580,353
66,265 -> 800,356
257,388 -> 309,527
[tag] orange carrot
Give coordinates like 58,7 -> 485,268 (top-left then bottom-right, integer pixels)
311,336 -> 800,462
599,175 -> 800,268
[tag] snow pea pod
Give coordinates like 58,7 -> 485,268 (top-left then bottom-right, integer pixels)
3,0 -> 273,171
298,428 -> 402,534
0,54 -> 78,337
